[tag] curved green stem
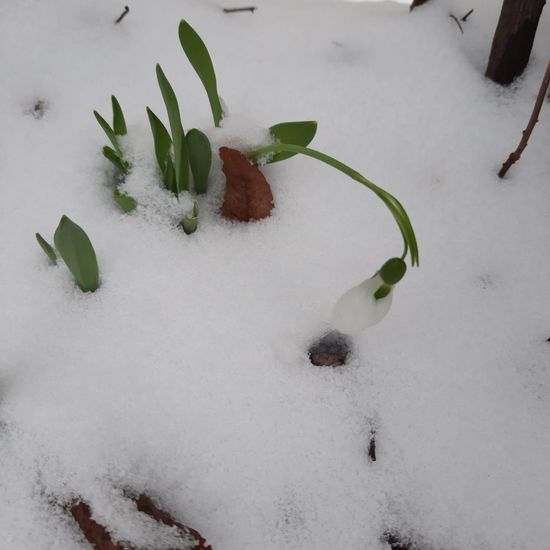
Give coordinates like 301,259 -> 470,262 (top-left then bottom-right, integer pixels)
247,143 -> 419,266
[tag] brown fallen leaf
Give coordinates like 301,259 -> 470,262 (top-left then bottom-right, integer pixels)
69,495 -> 212,550
133,494 -> 212,550
70,501 -> 128,550
219,146 -> 274,221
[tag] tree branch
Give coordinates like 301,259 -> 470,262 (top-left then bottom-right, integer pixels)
498,59 -> 550,178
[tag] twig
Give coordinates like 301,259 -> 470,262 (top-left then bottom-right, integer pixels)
461,8 -> 474,22
115,5 -> 129,24
449,14 -> 464,34
368,431 -> 376,462
223,6 -> 256,13
498,59 -> 550,178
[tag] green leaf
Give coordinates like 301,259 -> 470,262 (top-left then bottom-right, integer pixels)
178,20 -> 223,127
111,95 -> 127,136
102,146 -> 129,174
113,189 -> 137,213
35,233 -> 57,264
163,157 -> 176,192
94,110 -> 122,157
146,107 -> 172,171
180,201 -> 199,235
265,121 -> 317,163
186,128 -> 211,194
156,64 -> 189,194
54,215 -> 99,293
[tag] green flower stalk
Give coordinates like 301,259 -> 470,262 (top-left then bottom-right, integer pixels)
247,143 -> 419,267
247,143 -> 418,332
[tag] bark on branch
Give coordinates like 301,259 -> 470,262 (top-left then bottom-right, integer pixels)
498,59 -> 550,178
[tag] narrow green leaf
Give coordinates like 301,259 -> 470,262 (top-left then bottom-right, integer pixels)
186,128 -> 211,194
35,233 -> 57,264
156,64 -> 189,194
102,146 -> 129,174
180,201 -> 199,235
163,157 -> 176,192
146,107 -> 172,171
178,20 -> 223,127
54,215 -> 99,292
94,110 -> 122,157
113,189 -> 137,213
265,121 -> 317,163
111,95 -> 127,136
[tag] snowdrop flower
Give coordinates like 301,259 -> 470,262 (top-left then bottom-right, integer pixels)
332,258 -> 406,333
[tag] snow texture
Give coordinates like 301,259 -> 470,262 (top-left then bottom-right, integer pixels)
1,0 -> 550,549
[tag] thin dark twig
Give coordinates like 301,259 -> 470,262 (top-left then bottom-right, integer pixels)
461,8 -> 474,22
409,0 -> 430,12
223,6 -> 257,13
498,59 -> 550,178
449,14 -> 464,34
115,6 -> 129,24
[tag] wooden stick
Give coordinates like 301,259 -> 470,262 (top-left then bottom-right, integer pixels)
115,6 -> 129,24
461,8 -> 474,22
498,59 -> 550,178
223,6 -> 256,13
449,14 -> 464,34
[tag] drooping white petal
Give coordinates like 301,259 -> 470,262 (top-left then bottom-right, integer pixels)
331,274 -> 393,333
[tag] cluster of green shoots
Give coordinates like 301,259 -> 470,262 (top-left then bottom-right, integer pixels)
37,20 -> 418,298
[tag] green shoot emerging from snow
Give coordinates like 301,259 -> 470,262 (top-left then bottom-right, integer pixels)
94,95 -> 129,175
186,129 -> 211,194
37,216 -> 100,292
179,20 -> 224,127
181,201 -> 199,234
85,19 -> 419,323
35,233 -> 57,265
113,189 -> 137,213
156,64 -> 190,195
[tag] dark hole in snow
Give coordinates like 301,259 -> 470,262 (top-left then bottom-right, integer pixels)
308,331 -> 351,367
383,532 -> 422,550
477,273 -> 494,290
26,99 -> 48,119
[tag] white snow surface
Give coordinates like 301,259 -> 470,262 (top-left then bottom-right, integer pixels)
1,0 -> 550,549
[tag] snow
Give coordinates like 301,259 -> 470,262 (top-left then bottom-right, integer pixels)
1,0 -> 550,549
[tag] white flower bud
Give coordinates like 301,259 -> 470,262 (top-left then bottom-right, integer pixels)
331,273 -> 393,333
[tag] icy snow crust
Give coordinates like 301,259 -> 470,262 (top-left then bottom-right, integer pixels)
1,0 -> 550,548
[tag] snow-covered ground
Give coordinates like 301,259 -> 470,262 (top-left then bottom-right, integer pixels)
1,0 -> 550,548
